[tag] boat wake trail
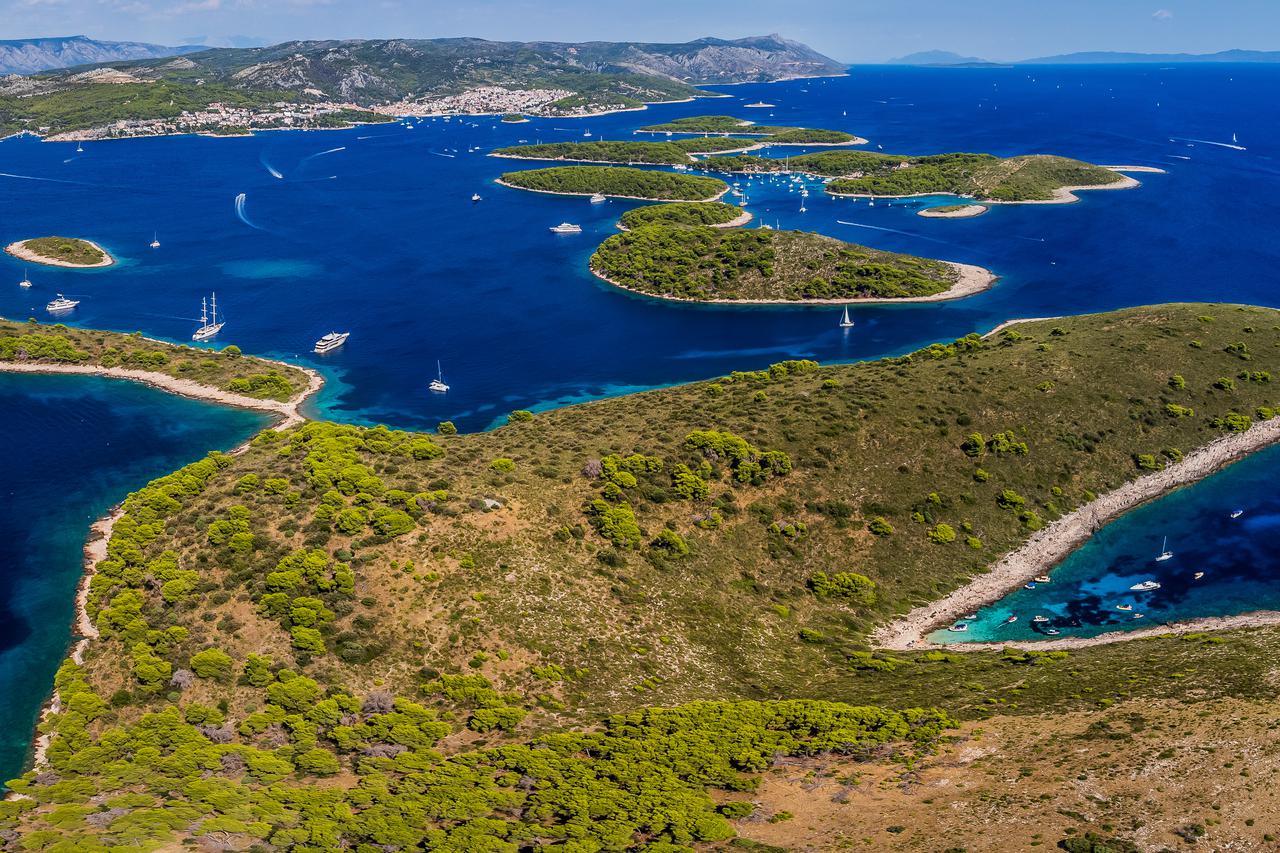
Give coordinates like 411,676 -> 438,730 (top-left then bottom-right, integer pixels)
836,220 -> 959,248
234,193 -> 264,230
1169,136 -> 1246,151
428,150 -> 456,159
0,171 -> 93,186
260,154 -> 284,179
300,146 -> 346,164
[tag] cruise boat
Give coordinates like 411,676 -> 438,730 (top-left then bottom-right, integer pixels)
192,293 -> 224,341
549,222 -> 582,234
471,193 -> 482,203
313,332 -> 350,354
46,293 -> 79,312
589,193 -> 607,204
838,306 -> 855,328
1155,536 -> 1173,562
150,232 -> 161,249
18,269 -> 31,289
1129,580 -> 1162,592
428,361 -> 449,393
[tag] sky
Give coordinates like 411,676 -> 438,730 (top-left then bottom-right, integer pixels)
1,0 -> 1277,61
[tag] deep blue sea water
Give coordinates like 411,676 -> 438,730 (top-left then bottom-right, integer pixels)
3,65 -> 1280,772
0,374 -> 268,781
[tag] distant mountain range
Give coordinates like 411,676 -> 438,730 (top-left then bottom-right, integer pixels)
0,35 -> 203,75
886,48 -> 1280,66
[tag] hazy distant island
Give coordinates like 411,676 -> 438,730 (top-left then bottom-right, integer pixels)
591,224 -> 994,303
5,236 -> 113,268
498,165 -> 728,201
0,35 -> 845,140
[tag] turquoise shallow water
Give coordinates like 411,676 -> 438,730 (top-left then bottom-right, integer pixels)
0,373 -> 269,782
934,442 -> 1280,644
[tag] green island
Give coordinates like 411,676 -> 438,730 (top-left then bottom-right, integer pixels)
690,150 -> 1128,202
7,306 -> 1280,849
0,319 -> 310,402
636,114 -> 862,145
498,165 -> 728,201
6,236 -> 112,268
491,137 -> 757,165
825,152 -> 1126,201
591,224 -> 977,301
618,201 -> 748,229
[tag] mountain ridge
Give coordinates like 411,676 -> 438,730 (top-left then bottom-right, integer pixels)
0,35 -> 203,75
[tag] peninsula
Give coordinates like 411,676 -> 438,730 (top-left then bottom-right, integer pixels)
5,237 -> 113,268
9,305 -> 1280,851
590,223 -> 993,302
0,319 -> 316,415
497,165 -> 728,201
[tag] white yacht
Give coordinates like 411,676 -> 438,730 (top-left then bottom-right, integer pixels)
313,332 -> 350,354
550,222 -> 582,234
18,269 -> 31,289
1129,580 -> 1162,592
46,293 -> 79,312
839,306 -> 855,328
428,361 -> 449,393
149,232 -> 161,249
946,623 -> 968,633
192,293 -> 224,341
1230,509 -> 1244,519
589,193 -> 607,204
1032,615 -> 1050,623
471,193 -> 482,203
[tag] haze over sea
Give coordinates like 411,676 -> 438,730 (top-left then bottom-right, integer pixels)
2,65 -> 1280,776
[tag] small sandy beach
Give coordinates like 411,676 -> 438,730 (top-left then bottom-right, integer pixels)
6,239 -> 115,269
590,260 -> 995,305
874,413 -> 1280,651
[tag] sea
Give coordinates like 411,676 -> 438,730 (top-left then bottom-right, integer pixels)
2,64 -> 1280,775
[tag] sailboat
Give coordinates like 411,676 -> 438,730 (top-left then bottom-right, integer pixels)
1155,536 -> 1173,562
76,141 -> 83,153
429,361 -> 449,393
1233,132 -> 1239,145
18,268 -> 31,289
149,232 -> 161,249
192,293 -> 224,341
839,306 -> 854,328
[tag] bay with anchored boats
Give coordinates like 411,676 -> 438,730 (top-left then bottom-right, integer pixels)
936,441 -> 1280,643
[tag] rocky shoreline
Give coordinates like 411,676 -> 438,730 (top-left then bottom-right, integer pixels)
873,414 -> 1280,650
